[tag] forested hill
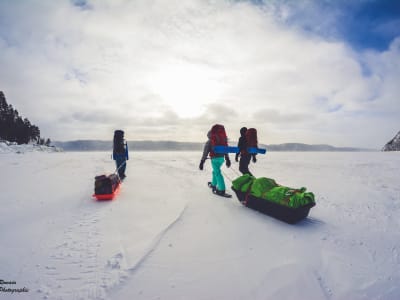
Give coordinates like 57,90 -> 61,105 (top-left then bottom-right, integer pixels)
53,140 -> 203,151
0,91 -> 42,144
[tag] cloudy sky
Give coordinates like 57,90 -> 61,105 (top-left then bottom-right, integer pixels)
0,0 -> 399,148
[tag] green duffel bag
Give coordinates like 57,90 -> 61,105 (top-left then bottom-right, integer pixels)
250,177 -> 279,198
264,186 -> 315,208
232,174 -> 255,193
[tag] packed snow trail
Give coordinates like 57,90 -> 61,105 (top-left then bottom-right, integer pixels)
1,151 -> 400,299
112,158 -> 329,299
0,152 -> 190,299
112,152 -> 400,300
111,152 -> 400,300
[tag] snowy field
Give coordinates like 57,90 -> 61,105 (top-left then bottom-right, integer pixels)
1,149 -> 400,300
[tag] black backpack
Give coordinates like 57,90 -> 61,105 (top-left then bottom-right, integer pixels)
94,174 -> 120,195
113,130 -> 125,154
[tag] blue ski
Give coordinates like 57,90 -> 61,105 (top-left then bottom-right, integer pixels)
214,146 -> 267,154
213,146 -> 239,154
248,147 -> 267,154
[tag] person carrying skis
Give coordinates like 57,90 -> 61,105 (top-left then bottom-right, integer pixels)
112,130 -> 129,179
199,124 -> 231,197
235,127 -> 257,176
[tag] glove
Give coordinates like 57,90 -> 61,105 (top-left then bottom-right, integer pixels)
226,158 -> 231,168
252,156 -> 257,163
199,160 -> 205,170
235,154 -> 239,162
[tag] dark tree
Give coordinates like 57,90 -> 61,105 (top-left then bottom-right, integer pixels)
0,91 -> 45,144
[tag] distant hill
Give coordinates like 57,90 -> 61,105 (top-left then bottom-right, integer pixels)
382,131 -> 400,151
53,140 -> 374,152
53,140 -> 204,151
264,143 -> 373,152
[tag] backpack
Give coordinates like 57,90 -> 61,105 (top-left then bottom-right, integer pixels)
113,130 -> 125,154
246,128 -> 258,148
210,124 -> 228,157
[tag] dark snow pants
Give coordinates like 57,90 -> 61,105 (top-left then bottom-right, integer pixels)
239,154 -> 252,176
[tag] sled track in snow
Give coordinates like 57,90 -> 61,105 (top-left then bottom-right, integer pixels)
104,203 -> 189,297
127,203 -> 188,275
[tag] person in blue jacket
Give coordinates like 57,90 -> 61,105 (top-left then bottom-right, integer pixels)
112,130 -> 129,179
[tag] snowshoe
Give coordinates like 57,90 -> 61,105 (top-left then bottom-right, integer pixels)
207,182 -> 216,192
213,189 -> 232,198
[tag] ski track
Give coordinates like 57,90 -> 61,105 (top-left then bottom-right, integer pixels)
127,205 -> 188,275
104,204 -> 189,299
314,270 -> 332,300
39,207 -> 112,299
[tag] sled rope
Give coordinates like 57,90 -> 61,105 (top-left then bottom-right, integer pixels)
222,169 -> 235,183
222,163 -> 242,183
230,167 -> 242,177
205,156 -> 240,184
113,160 -> 127,177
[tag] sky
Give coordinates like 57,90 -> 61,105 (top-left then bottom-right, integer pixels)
0,0 -> 399,148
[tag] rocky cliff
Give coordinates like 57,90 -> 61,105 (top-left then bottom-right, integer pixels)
382,131 -> 400,151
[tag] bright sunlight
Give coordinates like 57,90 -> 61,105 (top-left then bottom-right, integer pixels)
150,62 -> 224,118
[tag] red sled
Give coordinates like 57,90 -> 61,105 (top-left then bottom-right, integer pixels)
93,183 -> 120,201
93,174 -> 121,201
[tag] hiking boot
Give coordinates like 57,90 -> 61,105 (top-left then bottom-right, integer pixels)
207,182 -> 216,192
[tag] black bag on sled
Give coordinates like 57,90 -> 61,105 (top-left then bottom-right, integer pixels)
94,174 -> 120,195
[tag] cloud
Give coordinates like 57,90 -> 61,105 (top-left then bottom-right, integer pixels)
70,0 -> 92,11
253,109 -> 312,124
0,0 -> 399,147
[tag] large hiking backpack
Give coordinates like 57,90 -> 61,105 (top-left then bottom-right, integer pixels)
246,128 -> 258,148
210,124 -> 228,157
113,130 -> 125,154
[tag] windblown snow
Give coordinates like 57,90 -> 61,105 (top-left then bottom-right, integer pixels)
0,146 -> 399,300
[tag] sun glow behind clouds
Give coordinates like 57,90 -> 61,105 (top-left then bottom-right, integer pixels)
150,62 -> 224,118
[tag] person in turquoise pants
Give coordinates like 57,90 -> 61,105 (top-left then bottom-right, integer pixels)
199,130 -> 231,196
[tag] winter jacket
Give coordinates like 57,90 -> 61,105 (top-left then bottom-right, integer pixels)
113,142 -> 129,160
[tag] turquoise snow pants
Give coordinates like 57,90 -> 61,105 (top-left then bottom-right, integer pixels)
211,157 -> 226,191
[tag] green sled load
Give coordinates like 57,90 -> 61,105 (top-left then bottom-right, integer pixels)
232,174 -> 316,224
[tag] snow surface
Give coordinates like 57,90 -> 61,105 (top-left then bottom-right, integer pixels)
1,148 -> 400,300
